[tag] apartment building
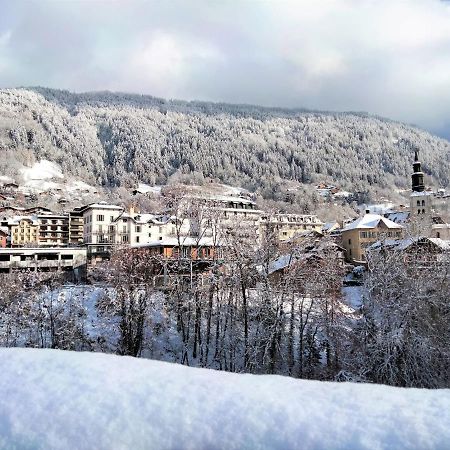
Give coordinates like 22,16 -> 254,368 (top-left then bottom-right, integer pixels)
184,195 -> 264,242
69,209 -> 84,245
37,214 -> 70,247
81,203 -> 124,244
113,210 -> 176,245
8,216 -> 39,247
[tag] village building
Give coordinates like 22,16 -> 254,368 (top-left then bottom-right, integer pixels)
260,213 -> 323,242
113,207 -> 176,245
37,213 -> 70,247
69,209 -> 84,246
341,214 -> 403,264
432,223 -> 450,240
7,216 -> 40,247
79,202 -> 124,263
0,247 -> 87,281
368,237 -> 450,268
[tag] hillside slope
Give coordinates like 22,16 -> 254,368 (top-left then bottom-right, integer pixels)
1,348 -> 450,449
1,88 -> 449,196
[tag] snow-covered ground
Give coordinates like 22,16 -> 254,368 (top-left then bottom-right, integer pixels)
1,348 -> 449,450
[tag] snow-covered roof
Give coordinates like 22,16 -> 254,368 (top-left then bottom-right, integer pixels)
2,348 -> 450,450
7,215 -> 39,226
369,237 -> 450,252
410,191 -> 433,197
323,222 -> 340,232
82,203 -> 124,211
384,211 -> 410,224
343,214 -> 403,231
116,213 -> 173,225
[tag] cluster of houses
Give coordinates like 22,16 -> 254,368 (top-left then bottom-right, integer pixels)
0,151 -> 448,279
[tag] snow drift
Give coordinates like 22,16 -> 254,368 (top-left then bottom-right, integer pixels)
0,348 -> 449,450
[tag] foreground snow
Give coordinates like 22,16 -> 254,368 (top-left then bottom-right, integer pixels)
1,349 -> 449,450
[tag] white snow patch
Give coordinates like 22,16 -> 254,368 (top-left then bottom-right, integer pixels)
136,183 -> 162,194
20,160 -> 64,182
0,175 -> 14,185
1,348 -> 450,450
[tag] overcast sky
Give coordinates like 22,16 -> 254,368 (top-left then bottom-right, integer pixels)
1,0 -> 450,137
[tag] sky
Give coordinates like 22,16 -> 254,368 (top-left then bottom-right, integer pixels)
1,0 -> 450,138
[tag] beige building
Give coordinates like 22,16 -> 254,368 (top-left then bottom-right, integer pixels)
342,214 -> 403,264
8,216 -> 39,247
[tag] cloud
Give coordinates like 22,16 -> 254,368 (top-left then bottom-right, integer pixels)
1,0 -> 450,136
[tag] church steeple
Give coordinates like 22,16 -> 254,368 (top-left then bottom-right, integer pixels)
412,150 -> 425,192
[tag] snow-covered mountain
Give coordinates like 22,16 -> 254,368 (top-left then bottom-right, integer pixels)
1,87 -> 449,196
1,348 -> 449,450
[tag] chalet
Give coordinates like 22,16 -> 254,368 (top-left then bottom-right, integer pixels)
261,238 -> 346,286
368,237 -> 450,268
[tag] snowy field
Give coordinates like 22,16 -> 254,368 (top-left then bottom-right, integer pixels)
1,349 -> 449,450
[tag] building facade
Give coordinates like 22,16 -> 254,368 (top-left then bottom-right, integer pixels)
341,214 -> 404,264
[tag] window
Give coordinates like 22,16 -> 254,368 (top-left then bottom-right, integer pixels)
422,209 -> 425,214
123,225 -> 127,233
148,233 -> 152,237
348,238 -> 351,245
98,225 -> 103,232
422,200 -> 425,206
96,215 -> 104,222
417,200 -> 420,206
360,231 -> 368,238
159,226 -> 163,233
122,235 -> 128,243
418,209 -> 421,214
159,236 -> 163,240
136,225 -> 141,232
136,236 -> 140,243
437,232 -> 441,238
110,216 -> 114,222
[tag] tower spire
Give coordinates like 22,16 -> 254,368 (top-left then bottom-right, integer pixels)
411,150 -> 425,192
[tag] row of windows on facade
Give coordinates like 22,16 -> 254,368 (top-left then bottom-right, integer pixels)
96,235 -> 164,244
348,230 -> 402,243
85,224 -> 166,234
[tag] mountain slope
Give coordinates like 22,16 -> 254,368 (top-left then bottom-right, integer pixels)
1,87 -> 449,195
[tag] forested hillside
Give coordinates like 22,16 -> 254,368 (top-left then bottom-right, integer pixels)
1,87 -> 449,196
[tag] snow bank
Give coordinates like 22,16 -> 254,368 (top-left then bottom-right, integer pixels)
1,349 -> 449,450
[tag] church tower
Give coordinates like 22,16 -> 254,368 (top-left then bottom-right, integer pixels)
411,150 -> 425,192
410,150 -> 432,219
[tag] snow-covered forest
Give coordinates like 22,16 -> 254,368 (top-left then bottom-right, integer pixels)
1,235 -> 449,389
1,88 -> 449,199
